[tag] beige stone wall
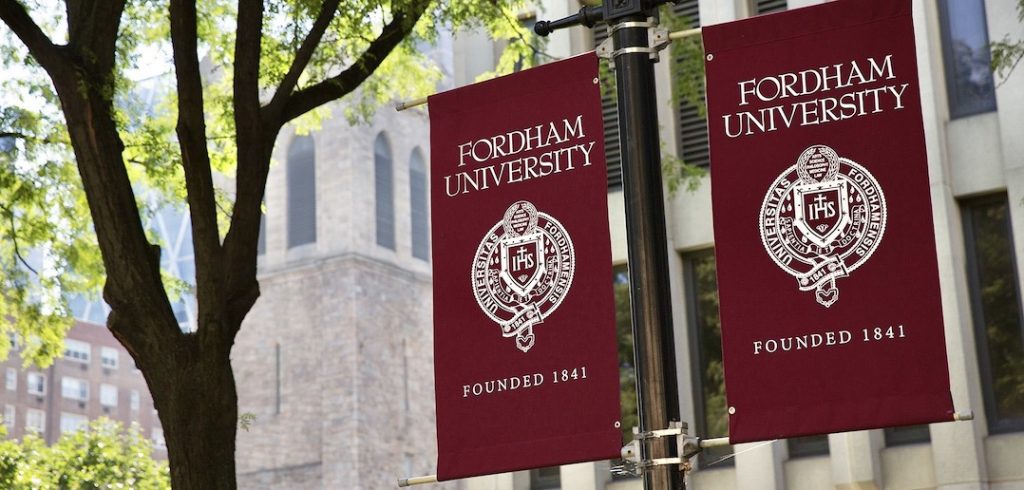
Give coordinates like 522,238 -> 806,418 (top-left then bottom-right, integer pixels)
234,99 -> 453,489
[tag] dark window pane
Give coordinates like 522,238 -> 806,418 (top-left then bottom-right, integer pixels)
610,264 -> 639,481
375,133 -> 395,250
754,0 -> 786,15
787,435 -> 829,458
684,250 -> 732,466
613,265 -> 638,442
530,466 -> 559,489
603,0 -> 709,182
410,149 -> 429,261
938,0 -> 997,118
963,195 -> 1024,433
884,425 -> 930,446
672,0 -> 709,168
286,135 -> 317,248
592,25 -> 621,190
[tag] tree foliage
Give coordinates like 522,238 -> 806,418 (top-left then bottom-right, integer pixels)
991,0 -> 1024,83
0,0 -> 537,363
663,6 -> 705,195
0,419 -> 170,489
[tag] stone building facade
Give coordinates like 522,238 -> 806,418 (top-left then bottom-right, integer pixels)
233,104 -> 442,489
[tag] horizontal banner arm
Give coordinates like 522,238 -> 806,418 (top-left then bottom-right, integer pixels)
397,474 -> 438,487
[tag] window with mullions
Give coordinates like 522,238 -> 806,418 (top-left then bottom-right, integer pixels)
27,372 -> 45,396
63,339 -> 91,363
61,376 -> 89,401
937,0 -> 997,118
101,347 -> 119,370
963,194 -> 1024,433
684,250 -> 732,466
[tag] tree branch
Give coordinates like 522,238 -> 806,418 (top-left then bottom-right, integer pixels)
219,2 -> 429,332
0,202 -> 38,275
216,0 -> 270,341
277,2 -> 430,125
5,0 -> 180,362
266,0 -> 341,117
234,0 -> 263,121
169,0 -> 223,336
0,0 -> 64,71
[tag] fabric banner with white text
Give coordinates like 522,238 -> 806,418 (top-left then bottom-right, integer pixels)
703,0 -> 956,443
428,52 -> 622,480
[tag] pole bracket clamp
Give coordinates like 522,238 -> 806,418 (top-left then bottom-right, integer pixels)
596,17 -> 670,65
612,421 -> 702,478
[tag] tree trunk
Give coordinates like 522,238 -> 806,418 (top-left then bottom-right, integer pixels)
147,333 -> 239,489
38,42 -> 243,490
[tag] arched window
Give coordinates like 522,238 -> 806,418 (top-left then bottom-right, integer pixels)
287,135 -> 316,248
409,148 -> 429,261
375,133 -> 395,250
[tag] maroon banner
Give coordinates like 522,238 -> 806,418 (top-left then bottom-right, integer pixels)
703,0 -> 955,443
428,53 -> 621,480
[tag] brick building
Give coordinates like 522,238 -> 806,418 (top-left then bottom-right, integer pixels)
0,321 -> 165,456
0,199 -> 193,455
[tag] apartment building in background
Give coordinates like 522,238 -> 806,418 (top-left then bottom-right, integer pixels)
0,321 -> 165,457
0,199 -> 195,455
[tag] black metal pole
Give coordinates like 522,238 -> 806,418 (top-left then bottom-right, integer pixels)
609,10 -> 683,490
535,3 -> 683,488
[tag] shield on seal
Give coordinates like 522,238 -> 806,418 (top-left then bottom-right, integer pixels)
499,232 -> 546,297
793,180 -> 850,249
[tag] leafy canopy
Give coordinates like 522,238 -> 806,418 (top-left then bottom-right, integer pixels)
990,0 -> 1024,83
0,418 -> 170,489
0,0 -> 537,364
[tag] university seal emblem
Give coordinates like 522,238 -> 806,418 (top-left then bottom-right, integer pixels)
759,145 -> 887,307
472,200 -> 576,352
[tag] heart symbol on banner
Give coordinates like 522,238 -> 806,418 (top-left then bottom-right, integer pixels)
517,334 -> 535,352
816,287 -> 839,308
